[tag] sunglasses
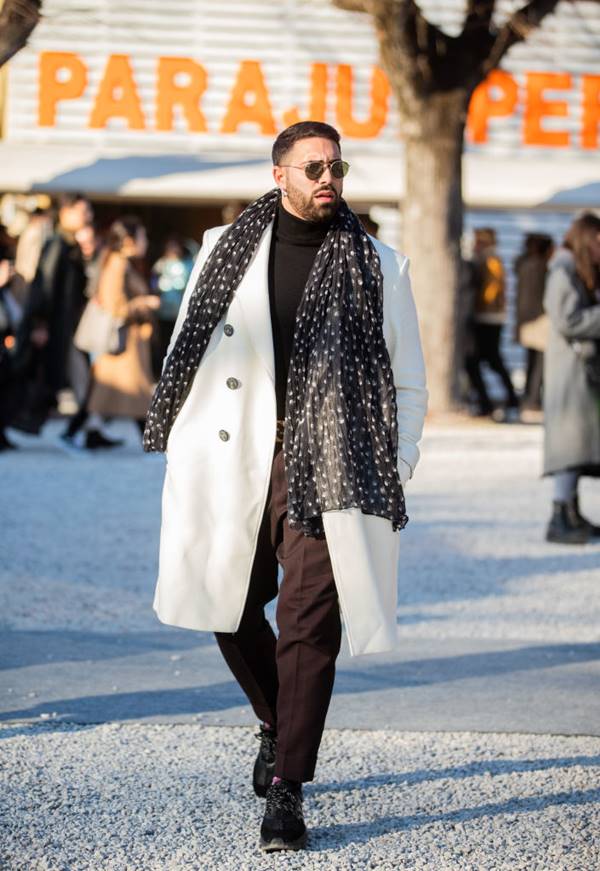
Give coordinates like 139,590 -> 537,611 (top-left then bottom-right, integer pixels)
279,159 -> 350,181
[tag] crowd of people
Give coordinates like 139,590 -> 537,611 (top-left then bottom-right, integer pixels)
0,194 -> 193,452
1,195 -> 599,545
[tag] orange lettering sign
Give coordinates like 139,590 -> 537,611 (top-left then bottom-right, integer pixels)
38,52 -> 87,127
282,63 -> 328,128
89,54 -> 146,130
467,70 -> 518,143
156,57 -> 208,132
524,72 -> 571,147
221,60 -> 276,134
335,65 -> 390,139
582,74 -> 600,149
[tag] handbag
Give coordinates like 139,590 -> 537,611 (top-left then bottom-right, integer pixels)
73,298 -> 125,356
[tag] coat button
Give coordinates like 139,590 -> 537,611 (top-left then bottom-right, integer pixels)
224,324 -> 234,336
218,429 -> 230,442
226,377 -> 240,390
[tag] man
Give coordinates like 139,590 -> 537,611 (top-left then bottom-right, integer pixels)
464,227 -> 519,419
13,193 -> 121,448
144,122 -> 427,851
13,193 -> 91,434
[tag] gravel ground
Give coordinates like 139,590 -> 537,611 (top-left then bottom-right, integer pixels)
2,419 -> 599,642
2,723 -> 600,871
2,418 -> 600,869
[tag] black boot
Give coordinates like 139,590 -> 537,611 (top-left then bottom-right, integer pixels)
259,779 -> 307,852
571,496 -> 600,539
546,501 -> 589,545
253,724 -> 277,797
85,429 -> 124,450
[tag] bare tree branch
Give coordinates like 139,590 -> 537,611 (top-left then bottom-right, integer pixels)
483,0 -> 562,74
331,0 -> 371,13
0,0 -> 42,69
461,0 -> 496,36
369,0 -> 459,98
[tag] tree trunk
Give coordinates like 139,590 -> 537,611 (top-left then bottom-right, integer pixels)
0,0 -> 42,70
401,93 -> 467,414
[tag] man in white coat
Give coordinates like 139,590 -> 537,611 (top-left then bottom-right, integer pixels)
144,121 -> 427,852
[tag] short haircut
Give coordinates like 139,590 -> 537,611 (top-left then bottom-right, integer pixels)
475,227 -> 496,247
272,121 -> 341,165
58,192 -> 89,209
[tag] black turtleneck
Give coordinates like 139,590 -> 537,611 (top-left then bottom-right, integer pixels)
268,201 -> 332,418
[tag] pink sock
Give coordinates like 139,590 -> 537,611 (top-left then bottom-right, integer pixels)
272,776 -> 282,785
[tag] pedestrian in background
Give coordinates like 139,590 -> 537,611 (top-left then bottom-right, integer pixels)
150,236 -> 193,368
543,212 -> 600,544
514,233 -> 554,412
86,216 -> 159,442
12,193 -> 92,435
465,227 -> 519,419
0,255 -> 19,451
61,222 -> 125,450
11,207 -> 52,309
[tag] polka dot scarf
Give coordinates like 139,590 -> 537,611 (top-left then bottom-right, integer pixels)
144,188 -> 408,537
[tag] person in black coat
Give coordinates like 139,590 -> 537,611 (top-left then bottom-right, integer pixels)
0,245 -> 19,451
12,193 -> 92,434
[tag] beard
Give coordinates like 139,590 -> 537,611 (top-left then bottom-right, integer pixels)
285,183 -> 340,223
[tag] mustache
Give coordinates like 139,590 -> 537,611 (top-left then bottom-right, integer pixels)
313,186 -> 337,196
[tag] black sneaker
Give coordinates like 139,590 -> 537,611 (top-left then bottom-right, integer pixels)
85,429 -> 124,450
259,779 -> 307,852
253,724 -> 277,797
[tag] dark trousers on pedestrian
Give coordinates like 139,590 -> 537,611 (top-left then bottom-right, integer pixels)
523,348 -> 544,409
465,322 -> 518,412
215,446 -> 342,783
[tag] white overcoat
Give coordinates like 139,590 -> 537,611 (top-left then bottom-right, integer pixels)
153,221 -> 427,656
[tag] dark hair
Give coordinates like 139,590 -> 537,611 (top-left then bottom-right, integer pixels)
272,121 -> 341,165
564,212 -> 600,292
105,216 -> 144,252
474,227 -> 496,247
58,192 -> 89,209
523,233 -> 554,258
100,215 -> 145,268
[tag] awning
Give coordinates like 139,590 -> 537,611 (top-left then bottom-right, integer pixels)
0,142 -> 598,209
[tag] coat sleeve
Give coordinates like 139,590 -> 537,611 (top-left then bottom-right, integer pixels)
161,226 -> 222,371
544,265 -> 600,341
382,252 -> 428,486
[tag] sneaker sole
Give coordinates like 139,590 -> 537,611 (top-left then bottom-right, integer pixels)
259,831 -> 307,852
546,531 -> 589,545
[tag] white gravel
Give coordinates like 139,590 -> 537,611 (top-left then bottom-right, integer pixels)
2,723 -> 599,871
3,418 -> 600,869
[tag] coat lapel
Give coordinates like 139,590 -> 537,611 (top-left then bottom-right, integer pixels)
234,221 -> 275,384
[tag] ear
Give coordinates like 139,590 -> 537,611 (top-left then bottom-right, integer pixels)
272,165 -> 286,193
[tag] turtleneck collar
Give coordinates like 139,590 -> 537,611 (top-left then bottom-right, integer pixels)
274,200 -> 333,246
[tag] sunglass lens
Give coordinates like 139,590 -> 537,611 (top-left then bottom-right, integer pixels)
331,160 -> 349,178
304,162 -> 324,180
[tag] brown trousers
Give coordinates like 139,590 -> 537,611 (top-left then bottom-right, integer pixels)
215,446 -> 342,783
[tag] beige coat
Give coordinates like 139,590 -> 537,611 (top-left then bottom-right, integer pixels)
88,253 -> 155,419
154,223 -> 428,656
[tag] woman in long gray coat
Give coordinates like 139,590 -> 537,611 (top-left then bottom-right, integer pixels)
543,212 -> 600,544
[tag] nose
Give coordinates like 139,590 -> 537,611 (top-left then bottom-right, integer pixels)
319,164 -> 335,183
